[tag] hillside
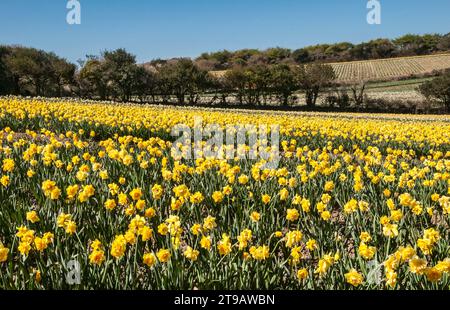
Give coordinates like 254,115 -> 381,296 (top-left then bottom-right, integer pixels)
210,53 -> 450,83
331,53 -> 450,82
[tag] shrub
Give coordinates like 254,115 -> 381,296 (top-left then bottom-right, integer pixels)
418,71 -> 450,112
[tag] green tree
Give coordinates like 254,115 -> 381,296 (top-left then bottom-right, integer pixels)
269,64 -> 297,106
418,72 -> 450,112
292,48 -> 310,63
78,58 -> 109,100
50,54 -> 76,96
4,47 -> 75,96
297,63 -> 335,108
324,42 -> 354,57
133,66 -> 157,103
230,49 -> 259,67
224,67 -> 247,105
0,46 -> 16,95
393,34 -> 440,55
158,58 -> 209,105
102,48 -> 139,102
6,47 -> 53,96
437,33 -> 450,51
245,65 -> 271,105
265,47 -> 291,64
197,50 -> 232,69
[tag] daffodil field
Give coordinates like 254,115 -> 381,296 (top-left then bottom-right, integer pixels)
0,97 -> 450,290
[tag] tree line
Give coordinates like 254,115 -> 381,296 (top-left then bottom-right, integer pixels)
1,41 -> 449,112
0,46 -> 76,97
78,50 -> 339,107
0,46 -> 337,107
195,33 -> 450,70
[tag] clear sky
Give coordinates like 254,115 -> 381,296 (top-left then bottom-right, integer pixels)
0,0 -> 449,64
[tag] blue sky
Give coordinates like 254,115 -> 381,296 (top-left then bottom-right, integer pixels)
0,0 -> 449,64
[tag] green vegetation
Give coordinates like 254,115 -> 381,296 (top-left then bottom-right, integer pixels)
419,71 -> 450,112
1,33 -> 450,113
195,33 -> 450,70
366,78 -> 435,92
